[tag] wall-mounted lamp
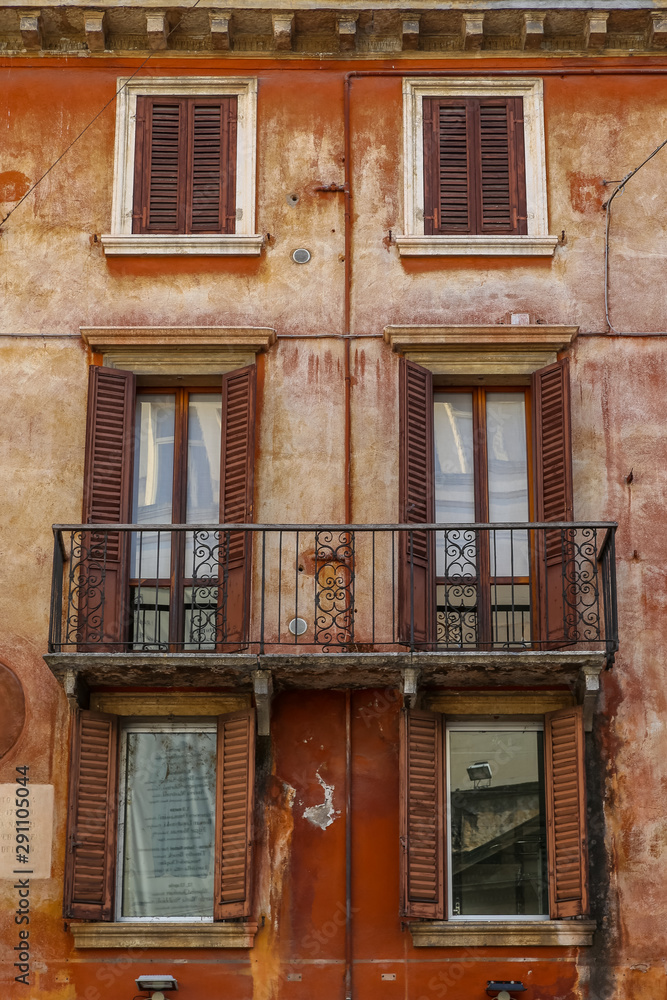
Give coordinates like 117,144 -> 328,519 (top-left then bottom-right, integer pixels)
486,982 -> 526,998
135,974 -> 179,994
467,761 -> 493,784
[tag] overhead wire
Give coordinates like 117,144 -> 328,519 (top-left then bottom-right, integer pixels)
603,136 -> 667,335
0,0 -> 206,229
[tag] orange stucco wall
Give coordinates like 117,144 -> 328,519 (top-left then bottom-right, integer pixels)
2,51 -> 667,1000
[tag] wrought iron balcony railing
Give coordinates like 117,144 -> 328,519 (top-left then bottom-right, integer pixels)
49,523 -> 618,657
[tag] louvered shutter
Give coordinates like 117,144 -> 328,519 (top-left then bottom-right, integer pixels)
134,97 -> 186,234
187,98 -> 237,234
399,358 -> 435,648
81,366 -> 135,649
133,97 -> 237,236
214,709 -> 256,919
545,706 -> 589,918
478,97 -> 527,235
64,710 -> 119,920
424,98 -> 473,235
399,709 -> 445,919
532,359 -> 574,644
424,97 -> 526,237
219,365 -> 256,648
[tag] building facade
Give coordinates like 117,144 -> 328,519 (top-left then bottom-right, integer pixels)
1,2 -> 667,998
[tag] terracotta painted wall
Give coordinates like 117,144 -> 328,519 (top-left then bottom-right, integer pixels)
1,52 -> 667,1000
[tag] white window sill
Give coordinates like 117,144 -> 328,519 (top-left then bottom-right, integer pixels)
409,919 -> 596,948
395,235 -> 559,258
100,234 -> 265,256
69,920 -> 258,949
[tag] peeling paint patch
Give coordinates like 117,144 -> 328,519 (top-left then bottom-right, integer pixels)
303,770 -> 336,830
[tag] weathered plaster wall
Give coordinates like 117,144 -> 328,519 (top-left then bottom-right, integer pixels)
1,51 -> 667,1000
2,60 -> 667,336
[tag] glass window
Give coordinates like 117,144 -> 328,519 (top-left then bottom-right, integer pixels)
434,388 -> 532,649
447,723 -> 548,919
129,388 -> 222,651
118,719 -> 217,920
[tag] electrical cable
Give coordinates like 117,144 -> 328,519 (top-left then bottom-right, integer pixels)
0,0 -> 206,229
604,136 -> 667,336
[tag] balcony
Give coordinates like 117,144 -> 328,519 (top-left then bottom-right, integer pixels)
46,523 -> 617,698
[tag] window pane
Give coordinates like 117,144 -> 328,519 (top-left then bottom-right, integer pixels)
130,585 -> 170,651
186,394 -> 222,575
132,395 -> 175,579
184,584 -> 219,650
486,394 -> 529,576
449,728 -> 548,917
121,727 -> 216,918
187,395 -> 222,524
434,394 -> 475,576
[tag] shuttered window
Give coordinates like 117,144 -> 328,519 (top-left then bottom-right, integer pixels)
399,359 -> 573,650
423,96 -> 527,236
82,365 -> 256,650
132,96 -> 237,235
399,708 -> 589,922
64,709 -> 256,921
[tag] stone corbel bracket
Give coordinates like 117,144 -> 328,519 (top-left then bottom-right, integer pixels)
402,667 -> 420,709
19,11 -> 42,49
585,12 -> 609,49
272,13 -> 294,51
62,668 -> 88,710
648,12 -> 667,48
253,670 -> 273,736
337,14 -> 358,51
84,10 -> 107,51
522,12 -> 546,50
577,664 -> 602,732
210,10 -> 231,50
146,12 -> 168,51
461,13 -> 484,50
401,15 -> 421,51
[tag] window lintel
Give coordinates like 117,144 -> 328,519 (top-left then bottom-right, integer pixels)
385,324 -> 577,378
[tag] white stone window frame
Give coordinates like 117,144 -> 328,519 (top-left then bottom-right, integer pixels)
397,77 -> 558,258
101,77 -> 263,256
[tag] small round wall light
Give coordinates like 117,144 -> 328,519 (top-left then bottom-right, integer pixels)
288,618 -> 308,636
292,248 -> 311,264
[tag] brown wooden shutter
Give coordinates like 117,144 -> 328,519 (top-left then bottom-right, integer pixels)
424,98 -> 473,235
214,709 -> 256,919
532,358 -> 574,644
424,97 -> 526,237
133,97 -> 237,236
478,97 -> 527,236
219,365 -> 256,648
138,97 -> 187,234
399,709 -> 445,919
81,366 -> 135,649
399,358 -> 435,648
187,98 -> 237,234
64,710 -> 119,920
544,705 -> 589,918
132,96 -> 148,232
